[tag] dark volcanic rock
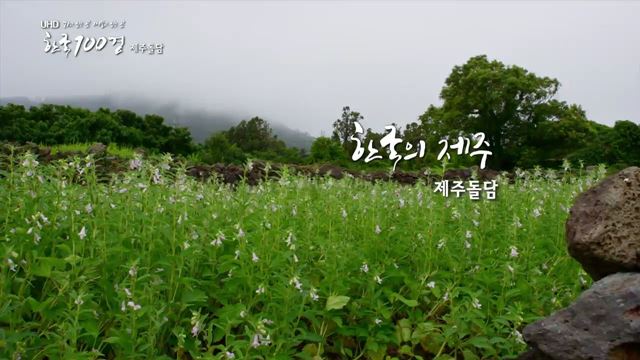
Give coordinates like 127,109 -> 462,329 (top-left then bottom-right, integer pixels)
517,348 -> 554,360
392,171 -> 418,185
566,166 -> 640,280
318,164 -> 344,179
477,168 -> 500,181
88,143 -> 107,156
222,165 -> 243,185
363,171 -> 390,183
521,272 -> 640,360
37,146 -> 52,162
443,168 -> 472,181
187,165 -> 212,180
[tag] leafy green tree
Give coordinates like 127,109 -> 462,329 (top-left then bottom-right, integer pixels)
310,137 -> 344,162
605,120 -> 640,166
201,132 -> 246,164
332,106 -> 363,151
226,117 -> 277,154
419,55 -> 569,169
0,103 -> 195,155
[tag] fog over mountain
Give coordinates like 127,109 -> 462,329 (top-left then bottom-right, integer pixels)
1,1 -> 638,138
0,95 -> 316,149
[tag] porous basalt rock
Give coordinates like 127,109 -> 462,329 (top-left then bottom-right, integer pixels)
520,272 -> 640,360
565,166 -> 640,280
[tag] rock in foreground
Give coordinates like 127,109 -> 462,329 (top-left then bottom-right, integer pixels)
521,272 -> 640,360
566,166 -> 640,280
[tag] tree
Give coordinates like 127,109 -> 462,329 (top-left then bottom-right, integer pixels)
310,137 -> 344,162
332,106 -> 363,148
201,132 -> 246,164
419,55 -> 569,169
226,117 -> 277,154
605,120 -> 640,166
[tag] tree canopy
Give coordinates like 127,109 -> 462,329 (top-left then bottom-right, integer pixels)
419,55 -> 575,168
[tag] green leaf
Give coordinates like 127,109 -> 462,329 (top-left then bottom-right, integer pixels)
468,336 -> 492,349
391,292 -> 418,307
181,289 -> 208,306
325,295 -> 350,311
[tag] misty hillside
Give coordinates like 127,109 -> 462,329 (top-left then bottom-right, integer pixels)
0,95 -> 315,150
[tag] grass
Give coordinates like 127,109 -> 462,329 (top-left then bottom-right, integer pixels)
49,143 -> 136,159
0,152 -> 603,359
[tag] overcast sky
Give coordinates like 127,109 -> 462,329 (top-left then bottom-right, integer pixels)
1,0 -> 638,136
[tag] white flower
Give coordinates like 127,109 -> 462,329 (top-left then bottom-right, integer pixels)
309,287 -> 319,301
85,203 -> 93,214
234,250 -> 240,260
374,318 -> 382,325
360,262 -> 369,273
293,253 -> 299,263
465,230 -> 473,239
513,216 -> 523,228
7,258 -> 17,272
240,310 -> 246,318
510,246 -> 519,258
256,285 -> 265,295
512,329 -> 525,344
237,228 -> 245,238
191,324 -> 200,337
579,273 -> 587,286
251,333 -> 271,348
251,334 -> 261,348
341,209 -> 347,219
78,226 -> 87,240
74,296 -> 84,306
285,232 -> 294,247
127,301 -> 141,311
252,252 -> 260,263
507,264 -> 515,274
210,235 -> 223,247
464,240 -> 471,249
472,219 -> 479,227
124,288 -> 132,297
182,241 -> 190,250
225,351 -> 235,359
290,276 -> 303,291
128,265 -> 137,277
437,239 -> 446,250
471,298 -> 482,309
375,225 -> 381,234
533,208 -> 542,218
374,275 -> 383,285
443,292 -> 450,301
129,158 -> 142,170
426,281 -> 435,289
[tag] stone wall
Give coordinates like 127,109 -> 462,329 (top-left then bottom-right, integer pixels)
519,167 -> 640,360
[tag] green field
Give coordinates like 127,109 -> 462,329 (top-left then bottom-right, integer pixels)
0,153 -> 602,359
